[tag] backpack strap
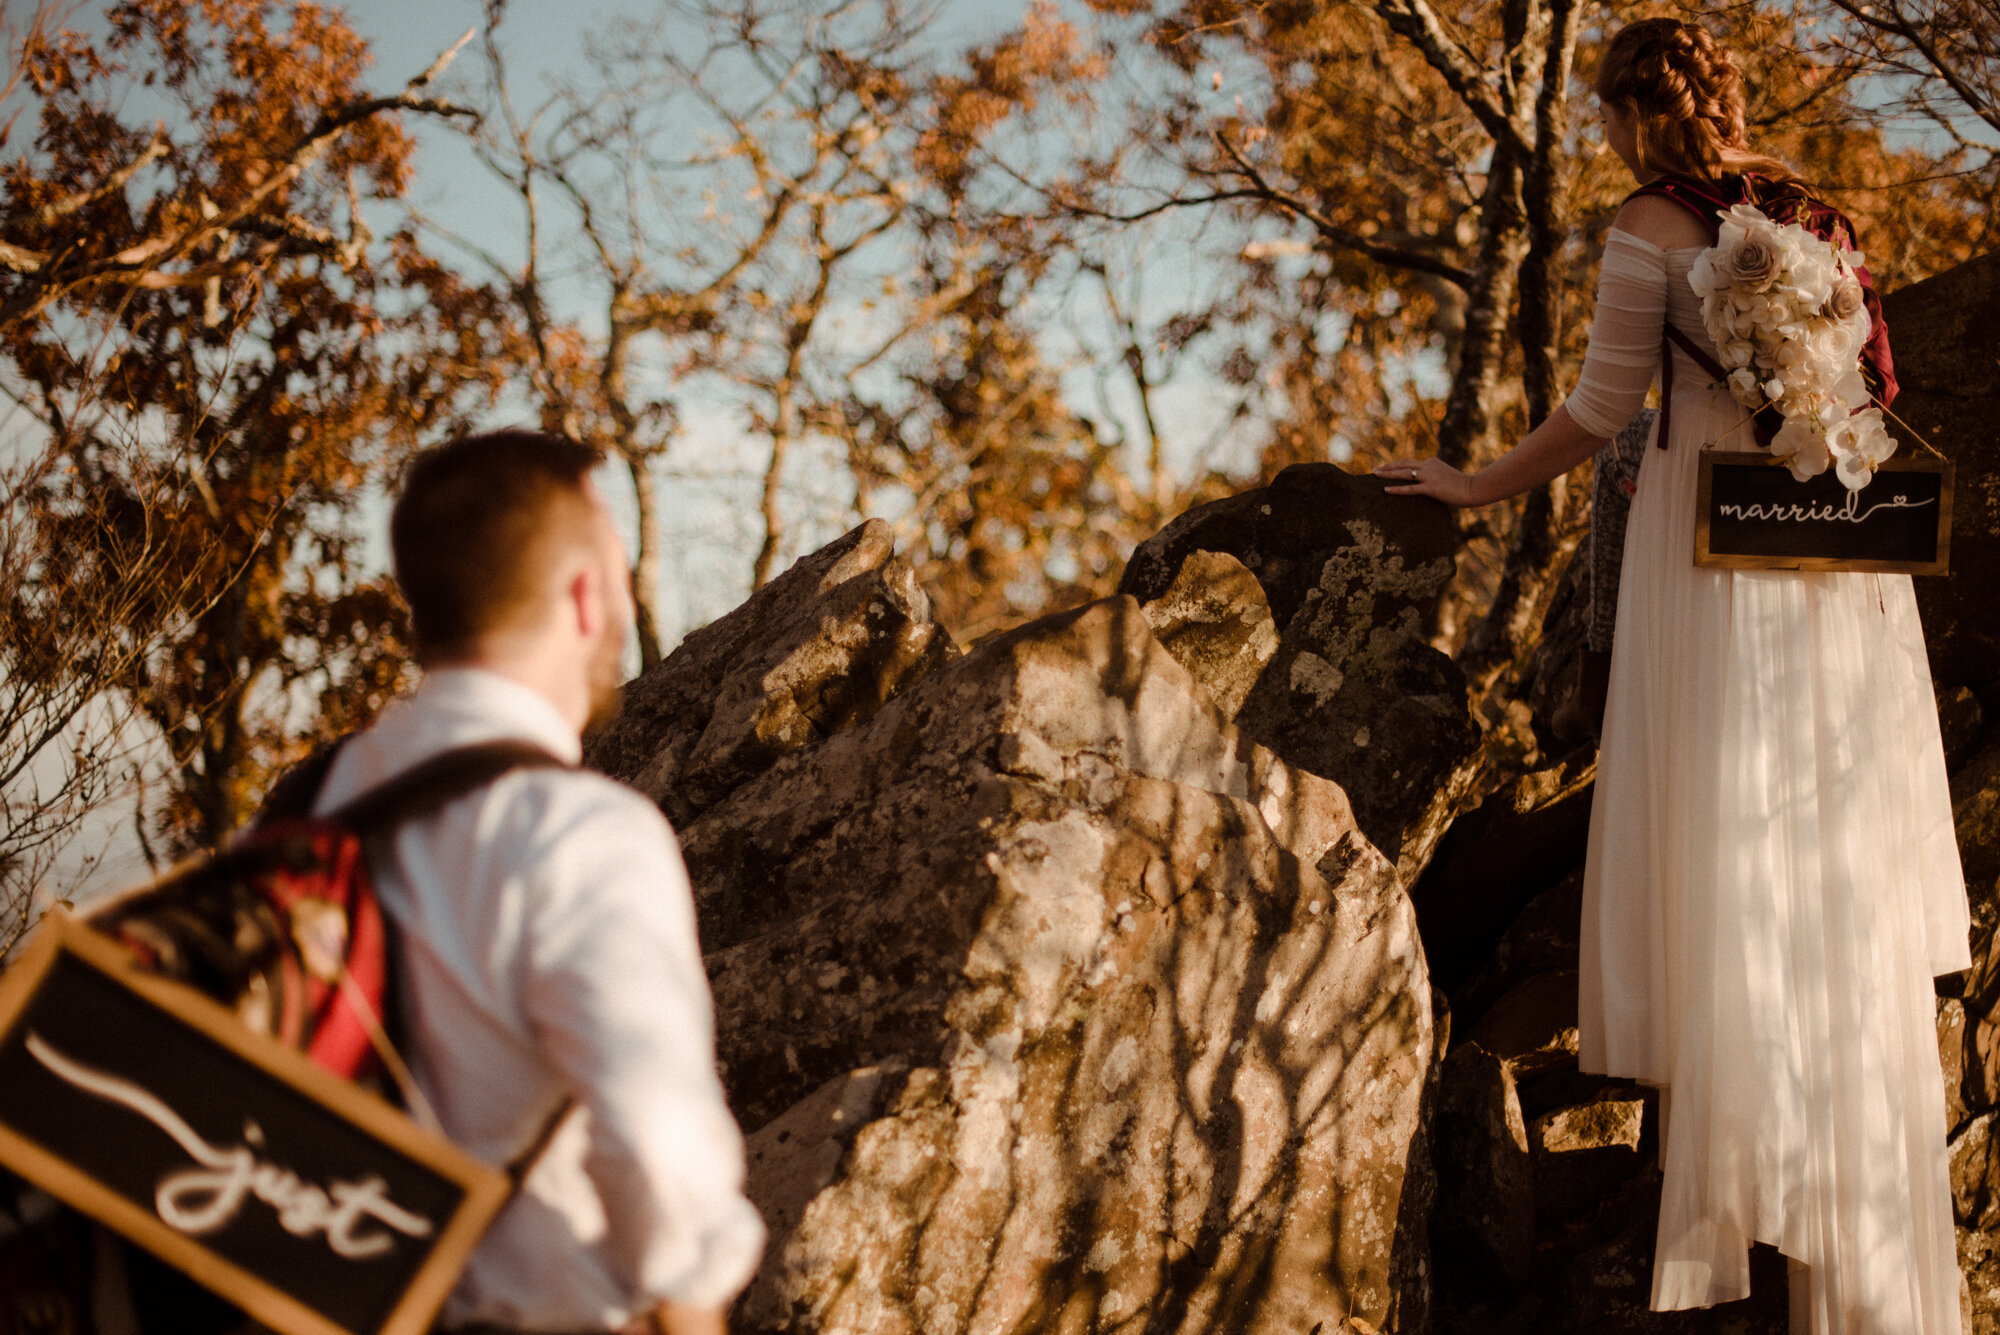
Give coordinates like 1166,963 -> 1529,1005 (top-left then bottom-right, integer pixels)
258,738 -> 572,834
1624,173 -> 1734,453
255,738 -> 348,825
325,740 -> 582,1191
328,739 -> 573,835
1627,172 -> 1730,240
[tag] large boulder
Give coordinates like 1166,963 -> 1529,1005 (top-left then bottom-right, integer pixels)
667,594 -> 1434,1334
1119,461 -> 1458,631
1136,549 -> 1280,720
678,596 -> 1356,961
1120,463 -> 1480,870
587,519 -> 955,823
1880,251 -> 2000,704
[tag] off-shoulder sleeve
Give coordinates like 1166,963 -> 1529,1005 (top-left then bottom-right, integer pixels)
1563,229 -> 1670,440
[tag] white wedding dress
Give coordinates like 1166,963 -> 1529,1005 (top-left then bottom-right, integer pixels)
1568,229 -> 1971,1333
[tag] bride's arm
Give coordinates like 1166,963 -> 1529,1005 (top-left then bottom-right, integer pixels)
1376,405 -> 1606,506
1376,195 -> 1700,508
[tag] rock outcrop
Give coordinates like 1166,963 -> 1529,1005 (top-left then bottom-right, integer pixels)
585,519 -> 955,825
602,560 -> 1441,1333
1120,462 -> 1481,872
1947,730 -> 2000,1332
1136,549 -> 1280,720
1410,756 -> 1595,995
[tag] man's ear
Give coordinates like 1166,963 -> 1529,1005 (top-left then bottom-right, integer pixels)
568,562 -> 603,641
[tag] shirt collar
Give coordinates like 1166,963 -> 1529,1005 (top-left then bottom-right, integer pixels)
412,668 -> 585,765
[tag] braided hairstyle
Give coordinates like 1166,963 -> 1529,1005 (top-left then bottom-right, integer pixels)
1595,18 -> 1802,186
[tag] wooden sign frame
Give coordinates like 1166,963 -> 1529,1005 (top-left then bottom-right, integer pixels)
0,911 -> 511,1335
1694,451 -> 1954,575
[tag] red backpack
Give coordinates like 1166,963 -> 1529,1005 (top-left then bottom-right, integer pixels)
1626,170 -> 1898,450
92,740 -> 568,1082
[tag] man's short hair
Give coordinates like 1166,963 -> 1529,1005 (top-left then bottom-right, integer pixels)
391,430 -> 605,662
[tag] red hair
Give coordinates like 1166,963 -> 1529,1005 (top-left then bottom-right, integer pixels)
1596,19 -> 1803,185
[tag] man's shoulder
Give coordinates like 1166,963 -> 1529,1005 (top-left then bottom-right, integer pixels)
484,764 -> 675,845
477,768 -> 691,928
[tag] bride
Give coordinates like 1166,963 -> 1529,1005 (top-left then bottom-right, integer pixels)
1377,17 -> 1970,1334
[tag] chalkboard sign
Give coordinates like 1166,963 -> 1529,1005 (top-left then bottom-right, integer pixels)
1695,451 -> 1953,574
0,912 -> 510,1335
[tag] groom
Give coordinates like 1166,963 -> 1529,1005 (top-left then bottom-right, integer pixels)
313,430 -> 763,1334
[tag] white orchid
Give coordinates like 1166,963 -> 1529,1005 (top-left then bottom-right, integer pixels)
1690,204 -> 1883,491
1847,407 -> 1896,464
1773,414 -> 1832,481
1728,366 -> 1763,408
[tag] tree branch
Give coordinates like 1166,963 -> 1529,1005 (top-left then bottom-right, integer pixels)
1822,0 -> 2000,135
0,33 -> 479,329
1053,155 -> 1474,293
1368,0 -> 1533,157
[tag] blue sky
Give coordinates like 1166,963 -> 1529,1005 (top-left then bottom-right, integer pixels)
323,0 -> 1289,639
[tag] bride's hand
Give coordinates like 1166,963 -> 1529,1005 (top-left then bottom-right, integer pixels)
1373,455 -> 1481,507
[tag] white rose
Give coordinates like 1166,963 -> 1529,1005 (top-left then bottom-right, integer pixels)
1721,337 -> 1757,369
1825,273 -> 1866,323
1784,242 -> 1838,309
1805,318 -> 1851,365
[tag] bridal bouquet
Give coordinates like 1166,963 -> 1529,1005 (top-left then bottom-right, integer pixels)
1688,203 -> 1894,489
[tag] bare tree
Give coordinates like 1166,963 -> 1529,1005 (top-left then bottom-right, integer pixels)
445,0 -> 950,667
1819,0 -> 2000,140
1,1 -> 506,952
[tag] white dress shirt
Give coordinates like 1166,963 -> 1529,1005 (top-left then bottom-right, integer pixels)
313,668 -> 764,1329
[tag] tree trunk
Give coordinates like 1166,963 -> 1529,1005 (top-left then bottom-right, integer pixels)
752,385 -> 794,591
600,312 -> 666,668
1434,147 -> 1528,471
1458,0 -> 1584,695
625,445 -> 665,670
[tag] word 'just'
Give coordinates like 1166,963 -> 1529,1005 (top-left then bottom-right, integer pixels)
26,1032 -> 433,1259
